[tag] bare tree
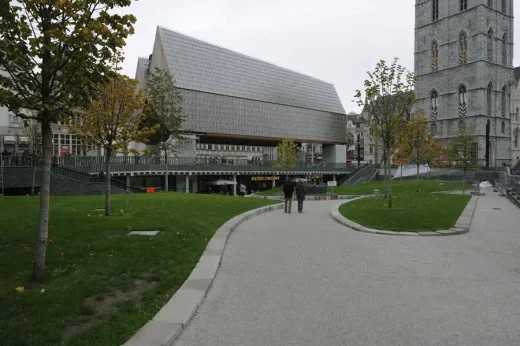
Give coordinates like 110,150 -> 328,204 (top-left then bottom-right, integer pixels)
143,68 -> 184,192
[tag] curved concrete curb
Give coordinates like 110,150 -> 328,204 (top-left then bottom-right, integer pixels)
250,194 -> 361,201
123,203 -> 283,346
330,195 -> 479,236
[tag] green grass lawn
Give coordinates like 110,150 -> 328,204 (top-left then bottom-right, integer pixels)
338,180 -> 472,232
257,179 -> 471,196
0,193 -> 277,346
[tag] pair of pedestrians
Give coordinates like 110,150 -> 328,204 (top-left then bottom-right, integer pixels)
283,180 -> 305,213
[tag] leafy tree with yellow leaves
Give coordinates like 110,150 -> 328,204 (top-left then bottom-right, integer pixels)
396,115 -> 439,191
274,138 -> 299,179
0,0 -> 136,280
72,75 -> 156,216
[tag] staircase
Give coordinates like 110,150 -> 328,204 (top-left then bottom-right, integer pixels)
512,160 -> 520,175
341,164 -> 378,186
0,159 -> 4,196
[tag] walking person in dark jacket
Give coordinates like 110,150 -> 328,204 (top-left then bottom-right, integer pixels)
295,181 -> 306,213
282,180 -> 294,213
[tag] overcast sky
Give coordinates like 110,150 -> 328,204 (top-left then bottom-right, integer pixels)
121,0 -> 520,114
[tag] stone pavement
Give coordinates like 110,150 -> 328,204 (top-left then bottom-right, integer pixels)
175,191 -> 520,346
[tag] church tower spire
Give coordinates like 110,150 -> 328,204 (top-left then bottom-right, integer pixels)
414,0 -> 514,166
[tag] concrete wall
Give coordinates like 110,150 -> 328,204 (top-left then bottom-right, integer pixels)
322,144 -> 347,164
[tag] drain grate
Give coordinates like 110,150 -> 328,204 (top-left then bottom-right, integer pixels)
492,208 -> 502,210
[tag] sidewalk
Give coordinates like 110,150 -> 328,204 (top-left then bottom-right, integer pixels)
175,191 -> 520,346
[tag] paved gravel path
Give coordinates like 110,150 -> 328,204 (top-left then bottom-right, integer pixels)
175,191 -> 520,346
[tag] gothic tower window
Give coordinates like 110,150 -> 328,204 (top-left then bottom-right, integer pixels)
459,32 -> 468,64
431,90 -> 439,120
458,120 -> 465,133
488,0 -> 493,8
460,0 -> 468,11
514,128 -> 519,148
431,123 -> 437,136
501,121 -> 505,134
502,0 -> 507,13
459,85 -> 467,117
432,0 -> 439,21
487,83 -> 493,116
487,28 -> 493,61
502,33 -> 508,66
501,86 -> 507,118
431,41 -> 439,71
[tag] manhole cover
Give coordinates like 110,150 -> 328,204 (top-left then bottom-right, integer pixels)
493,208 -> 502,210
128,230 -> 160,236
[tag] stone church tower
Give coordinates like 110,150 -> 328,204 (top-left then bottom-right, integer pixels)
414,0 -> 513,166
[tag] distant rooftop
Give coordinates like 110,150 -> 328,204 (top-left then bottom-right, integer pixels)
149,26 -> 345,114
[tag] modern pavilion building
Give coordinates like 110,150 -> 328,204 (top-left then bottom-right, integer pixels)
135,26 -> 347,165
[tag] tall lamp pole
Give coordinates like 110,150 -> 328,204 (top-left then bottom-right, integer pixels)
357,134 -> 361,166
485,119 -> 490,167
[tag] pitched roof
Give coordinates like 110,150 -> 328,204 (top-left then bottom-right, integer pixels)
154,26 -> 345,114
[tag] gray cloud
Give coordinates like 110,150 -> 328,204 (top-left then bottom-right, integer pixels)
121,0 -> 519,113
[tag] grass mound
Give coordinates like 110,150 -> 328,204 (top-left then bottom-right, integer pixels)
338,180 -> 472,232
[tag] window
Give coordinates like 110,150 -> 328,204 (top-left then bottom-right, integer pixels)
487,28 -> 493,61
459,85 -> 467,117
431,90 -> 439,120
488,0 -> 493,8
431,123 -> 438,136
369,145 -> 374,154
432,0 -> 439,21
8,112 -> 22,128
516,108 -> 519,122
502,33 -> 508,65
460,0 -> 468,11
514,128 -> 519,148
459,32 -> 468,64
501,86 -> 507,118
458,120 -> 466,133
487,83 -> 493,116
501,121 -> 505,134
502,0 -> 507,13
431,41 -> 439,71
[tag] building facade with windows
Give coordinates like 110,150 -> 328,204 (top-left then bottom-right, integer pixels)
135,27 -> 347,164
415,0 -> 514,166
510,67 -> 520,167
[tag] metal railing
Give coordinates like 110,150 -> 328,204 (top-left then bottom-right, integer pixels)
1,156 -> 145,194
2,155 -> 355,174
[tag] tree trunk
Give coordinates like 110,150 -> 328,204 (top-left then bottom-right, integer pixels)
164,150 -> 169,192
386,153 -> 393,208
32,118 -> 52,281
105,149 -> 111,216
31,163 -> 37,196
383,153 -> 388,198
416,163 -> 420,192
462,167 -> 466,195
